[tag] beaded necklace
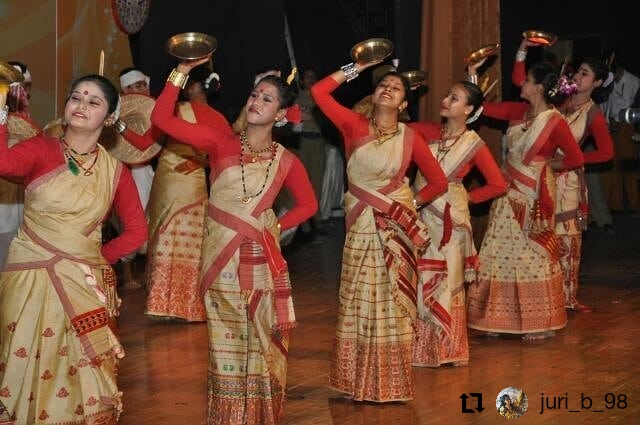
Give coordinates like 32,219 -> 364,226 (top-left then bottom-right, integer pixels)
371,117 -> 400,145
61,138 -> 100,176
436,127 -> 466,163
238,130 -> 277,204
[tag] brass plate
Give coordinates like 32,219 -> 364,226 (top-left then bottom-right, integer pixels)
522,30 -> 557,46
465,43 -> 500,63
100,93 -> 162,165
350,38 -> 394,64
0,60 -> 24,84
401,70 -> 428,89
165,32 -> 217,60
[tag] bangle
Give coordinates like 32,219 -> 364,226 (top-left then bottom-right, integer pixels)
515,50 -> 527,62
0,105 -> 8,125
115,119 -> 127,134
466,74 -> 478,85
167,68 -> 189,89
341,62 -> 359,82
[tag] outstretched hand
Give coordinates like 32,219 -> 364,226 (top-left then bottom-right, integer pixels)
176,53 -> 212,75
467,57 -> 487,76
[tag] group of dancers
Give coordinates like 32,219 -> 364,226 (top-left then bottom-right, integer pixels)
0,30 -> 613,424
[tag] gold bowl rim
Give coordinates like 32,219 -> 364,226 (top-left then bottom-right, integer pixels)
464,43 -> 501,63
522,30 -> 557,46
0,60 -> 24,84
400,70 -> 428,88
350,38 -> 394,64
165,32 -> 218,60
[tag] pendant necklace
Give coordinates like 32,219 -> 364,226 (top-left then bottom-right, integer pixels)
238,130 -> 277,204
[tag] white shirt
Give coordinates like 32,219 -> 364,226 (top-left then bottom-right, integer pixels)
600,69 -> 640,123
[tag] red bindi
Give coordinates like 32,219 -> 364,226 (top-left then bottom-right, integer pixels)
83,90 -> 89,95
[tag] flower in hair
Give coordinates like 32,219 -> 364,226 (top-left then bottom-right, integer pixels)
548,75 -> 577,98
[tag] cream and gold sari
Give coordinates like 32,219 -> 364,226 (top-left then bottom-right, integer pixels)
467,109 -> 567,334
329,124 -> 428,402
202,146 -> 296,425
144,102 -> 208,321
0,146 -> 124,424
412,130 -> 483,367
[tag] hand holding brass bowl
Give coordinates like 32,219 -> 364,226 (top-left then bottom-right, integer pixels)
165,32 -> 218,60
0,60 -> 24,84
465,43 -> 500,63
522,30 -> 557,46
350,38 -> 394,64
401,70 -> 428,89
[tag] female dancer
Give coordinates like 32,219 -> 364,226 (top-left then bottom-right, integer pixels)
121,65 -> 230,321
511,43 -> 614,313
311,60 -> 447,402
151,55 -> 317,424
0,75 -> 147,423
410,81 -> 506,367
466,59 -> 584,340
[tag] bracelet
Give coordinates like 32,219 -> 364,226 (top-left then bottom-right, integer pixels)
466,74 -> 478,85
412,198 -> 420,210
340,62 -> 359,82
515,50 -> 527,62
167,68 -> 189,89
115,119 -> 127,134
0,105 -> 8,125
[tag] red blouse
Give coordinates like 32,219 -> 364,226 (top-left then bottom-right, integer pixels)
0,126 -> 148,264
310,76 -> 447,203
481,101 -> 584,170
410,122 -> 507,204
512,61 -> 613,164
151,83 -> 317,230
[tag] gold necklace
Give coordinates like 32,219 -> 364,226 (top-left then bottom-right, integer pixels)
371,117 -> 400,145
61,138 -> 100,176
238,131 -> 277,204
436,127 -> 466,162
564,97 -> 591,126
240,130 -> 276,163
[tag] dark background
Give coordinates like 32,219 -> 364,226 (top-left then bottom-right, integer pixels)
131,0 -> 636,124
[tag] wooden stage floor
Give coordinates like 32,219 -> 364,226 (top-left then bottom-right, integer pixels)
115,213 -> 640,425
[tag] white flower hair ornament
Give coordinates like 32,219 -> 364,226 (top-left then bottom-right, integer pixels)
204,72 -> 221,90
465,105 -> 484,124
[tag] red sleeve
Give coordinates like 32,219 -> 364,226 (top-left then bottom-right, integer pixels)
408,121 -> 441,142
551,120 -> 585,170
310,75 -> 368,150
512,60 -> 526,87
122,124 -> 164,151
101,166 -> 148,264
468,145 -> 507,204
0,127 -> 56,181
482,101 -> 528,121
411,132 -> 447,203
582,112 -> 614,164
150,83 -> 229,157
278,154 -> 319,230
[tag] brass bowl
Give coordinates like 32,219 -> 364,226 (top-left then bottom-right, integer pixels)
165,32 -> 217,60
465,43 -> 500,63
0,60 -> 24,84
350,38 -> 394,64
522,30 -> 557,46
401,70 -> 428,89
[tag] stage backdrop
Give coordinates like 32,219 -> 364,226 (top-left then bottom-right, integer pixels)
0,0 -> 133,127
